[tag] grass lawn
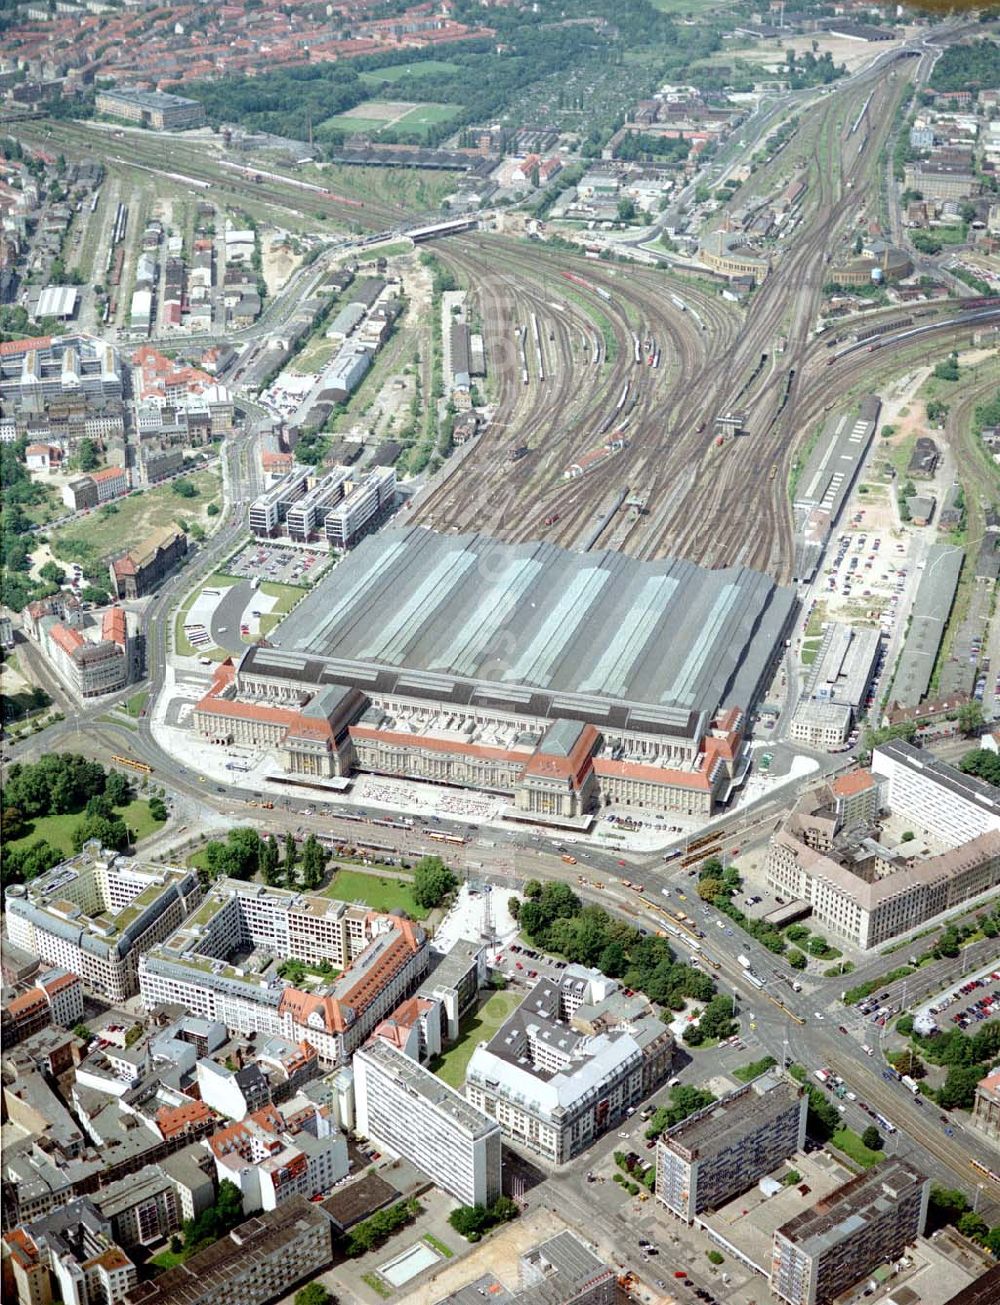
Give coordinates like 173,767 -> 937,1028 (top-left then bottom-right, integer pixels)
801,639 -> 822,666
292,335 -> 340,375
732,1055 -> 778,1083
51,469 -> 220,565
322,102 -> 459,140
5,799 -> 163,857
321,165 -> 454,212
428,990 -> 521,1088
887,431 -> 919,479
831,1128 -> 884,1169
149,1248 -> 185,1271
423,1233 -> 454,1259
804,603 -> 827,638
359,60 -> 460,84
324,867 -> 428,919
124,689 -> 149,718
257,580 -> 306,636
357,241 -> 413,262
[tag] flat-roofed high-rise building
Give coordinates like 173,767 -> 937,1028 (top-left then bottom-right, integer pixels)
656,1073 -> 807,1222
354,1038 -> 501,1208
770,1159 -> 929,1305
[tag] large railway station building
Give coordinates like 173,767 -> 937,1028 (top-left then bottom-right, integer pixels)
190,526 -> 796,820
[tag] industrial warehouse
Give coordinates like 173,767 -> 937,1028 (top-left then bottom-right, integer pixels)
190,525 -> 796,819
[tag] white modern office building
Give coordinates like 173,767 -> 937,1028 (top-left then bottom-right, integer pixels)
872,739 -> 1000,844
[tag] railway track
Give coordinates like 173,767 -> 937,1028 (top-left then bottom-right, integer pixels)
413,65 -> 929,581
412,237 -> 729,549
18,120 -> 404,230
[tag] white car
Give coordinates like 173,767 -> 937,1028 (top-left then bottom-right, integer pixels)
814,1012 -> 824,1021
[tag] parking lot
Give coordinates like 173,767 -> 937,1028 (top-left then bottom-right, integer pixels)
925,967 -> 1000,1031
818,520 -> 911,639
225,542 -> 331,587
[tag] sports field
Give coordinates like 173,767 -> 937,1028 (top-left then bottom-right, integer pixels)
322,100 -> 460,139
360,60 -> 460,84
430,989 -> 520,1088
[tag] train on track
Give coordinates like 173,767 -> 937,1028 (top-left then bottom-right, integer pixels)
218,158 -> 365,208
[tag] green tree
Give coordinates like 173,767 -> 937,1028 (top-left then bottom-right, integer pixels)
85,793 -> 113,819
261,834 -> 281,886
927,1187 -> 970,1234
957,701 -> 985,737
72,812 -> 128,852
935,927 -> 961,959
413,855 -> 458,909
300,833 -> 327,891
697,877 -> 724,902
283,832 -> 298,885
958,748 -> 1000,786
295,1287 -> 334,1305
204,828 -> 262,880
148,797 -> 168,822
104,770 -> 130,806
617,197 -> 636,223
75,438 -> 100,472
861,1125 -> 883,1151
788,949 -> 807,970
598,940 -> 627,978
938,1064 -> 982,1110
39,560 -> 65,585
957,1212 -> 988,1242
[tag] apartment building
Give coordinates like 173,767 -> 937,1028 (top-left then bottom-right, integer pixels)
656,1074 -> 807,1222
434,1230 -> 619,1305
903,161 -> 979,201
138,879 -> 429,1065
355,1038 -> 502,1208
789,700 -> 853,750
6,1199 -> 138,1305
770,1160 -> 929,1305
286,466 -> 350,541
123,1198 -> 335,1305
206,1102 -> 348,1213
0,334 -> 122,414
93,1168 -> 182,1249
1,969 -> 83,1046
5,846 -> 202,1003
465,971 -> 673,1164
